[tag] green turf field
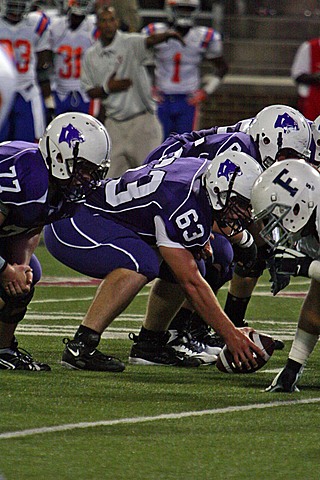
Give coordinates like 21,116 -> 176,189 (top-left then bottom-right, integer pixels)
1,245 -> 319,480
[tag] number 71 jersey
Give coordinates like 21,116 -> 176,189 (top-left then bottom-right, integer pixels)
86,155 -> 213,249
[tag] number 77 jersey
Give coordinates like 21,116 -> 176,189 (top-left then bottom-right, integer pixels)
0,141 -> 76,237
85,155 -> 213,249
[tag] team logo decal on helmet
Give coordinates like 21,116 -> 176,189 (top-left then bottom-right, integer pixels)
272,168 -> 299,198
251,159 -> 319,248
217,159 -> 243,181
39,112 -> 112,201
246,105 -> 311,169
274,113 -> 299,133
59,124 -> 85,148
204,151 -> 263,236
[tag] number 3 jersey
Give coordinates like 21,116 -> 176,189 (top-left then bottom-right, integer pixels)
0,142 -> 76,237
85,155 -> 213,250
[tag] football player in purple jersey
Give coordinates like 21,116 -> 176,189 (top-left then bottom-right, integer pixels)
44,150 -> 267,371
144,105 -> 312,352
0,112 -> 111,371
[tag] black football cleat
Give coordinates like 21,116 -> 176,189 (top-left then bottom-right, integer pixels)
61,338 -> 125,372
128,332 -> 201,367
0,347 -> 51,371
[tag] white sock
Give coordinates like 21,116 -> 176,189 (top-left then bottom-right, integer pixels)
289,328 -> 319,365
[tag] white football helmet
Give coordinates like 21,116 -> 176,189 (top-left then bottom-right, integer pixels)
251,159 -> 319,247
311,114 -> 320,165
63,0 -> 92,15
39,112 -> 111,201
246,105 -> 312,169
0,0 -> 30,19
166,0 -> 200,28
203,151 -> 263,236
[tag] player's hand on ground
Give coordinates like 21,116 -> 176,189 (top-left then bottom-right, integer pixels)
0,262 -> 33,296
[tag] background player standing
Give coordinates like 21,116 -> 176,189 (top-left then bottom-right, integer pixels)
143,0 -> 228,139
49,0 -> 99,117
0,0 -> 52,141
0,44 -> 17,130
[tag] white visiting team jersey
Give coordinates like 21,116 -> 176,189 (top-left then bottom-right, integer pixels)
50,15 -> 97,96
0,11 -> 50,91
143,22 -> 223,94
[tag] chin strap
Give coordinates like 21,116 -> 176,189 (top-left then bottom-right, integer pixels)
45,135 -> 52,173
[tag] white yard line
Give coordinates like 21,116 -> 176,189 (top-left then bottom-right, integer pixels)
0,398 -> 319,440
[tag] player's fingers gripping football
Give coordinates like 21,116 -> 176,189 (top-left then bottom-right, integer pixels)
228,328 -> 263,371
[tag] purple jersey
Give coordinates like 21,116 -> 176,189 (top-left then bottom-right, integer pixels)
86,155 -> 213,249
0,141 -> 76,237
45,155 -> 214,282
144,131 -> 260,166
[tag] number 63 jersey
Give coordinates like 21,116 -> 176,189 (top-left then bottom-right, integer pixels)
86,155 -> 213,250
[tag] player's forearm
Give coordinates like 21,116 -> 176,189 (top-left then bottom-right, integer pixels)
86,86 -> 108,99
145,30 -> 184,48
180,272 -> 235,340
7,231 -> 42,264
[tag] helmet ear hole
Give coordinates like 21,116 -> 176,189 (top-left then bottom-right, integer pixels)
56,153 -> 63,164
263,137 -> 270,145
293,203 -> 300,216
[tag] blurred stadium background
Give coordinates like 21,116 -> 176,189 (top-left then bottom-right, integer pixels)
36,0 -> 320,125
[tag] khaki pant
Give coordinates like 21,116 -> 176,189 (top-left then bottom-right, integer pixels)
105,112 -> 163,178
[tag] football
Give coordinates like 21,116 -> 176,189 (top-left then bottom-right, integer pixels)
216,330 -> 275,374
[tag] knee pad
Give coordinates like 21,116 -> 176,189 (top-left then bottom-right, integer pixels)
0,287 -> 35,324
29,254 -> 42,285
211,233 -> 234,270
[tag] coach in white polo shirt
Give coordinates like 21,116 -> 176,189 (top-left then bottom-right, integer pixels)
81,5 -> 183,177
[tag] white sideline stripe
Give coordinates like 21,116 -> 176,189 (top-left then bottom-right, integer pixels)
1,398 -> 320,440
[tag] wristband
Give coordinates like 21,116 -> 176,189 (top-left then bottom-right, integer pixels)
238,230 -> 254,248
0,257 -> 8,273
